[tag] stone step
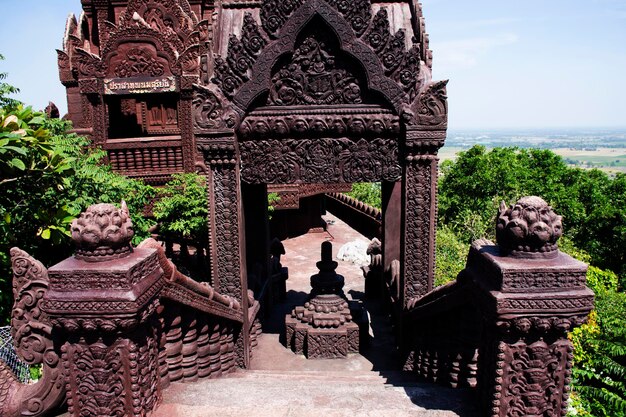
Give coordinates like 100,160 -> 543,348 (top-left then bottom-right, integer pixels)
238,369 -> 426,386
155,368 -> 480,417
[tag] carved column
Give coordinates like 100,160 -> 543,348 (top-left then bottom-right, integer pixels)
465,197 -> 594,417
93,1 -> 110,53
198,136 -> 251,367
179,81 -> 197,172
401,129 -> 444,307
43,203 -> 165,417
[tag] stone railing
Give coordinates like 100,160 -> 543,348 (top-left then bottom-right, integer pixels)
404,197 -> 594,416
0,202 -> 250,417
325,192 -> 381,240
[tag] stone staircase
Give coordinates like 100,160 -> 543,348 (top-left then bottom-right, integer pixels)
155,367 -> 479,416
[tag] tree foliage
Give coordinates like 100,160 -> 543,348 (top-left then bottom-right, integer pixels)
347,182 -> 382,209
570,286 -> 626,416
0,101 -> 155,323
153,173 -> 208,244
439,145 -> 626,284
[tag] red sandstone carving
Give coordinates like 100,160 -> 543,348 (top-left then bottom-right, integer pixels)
404,198 -> 593,417
285,242 -> 364,358
71,201 -> 134,261
496,196 -> 563,258
0,248 -> 65,417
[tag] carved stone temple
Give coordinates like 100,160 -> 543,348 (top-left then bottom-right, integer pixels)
0,0 -> 594,416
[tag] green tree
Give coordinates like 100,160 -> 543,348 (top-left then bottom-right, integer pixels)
153,173 -> 208,244
0,54 -> 20,110
347,182 -> 382,209
438,145 -> 626,284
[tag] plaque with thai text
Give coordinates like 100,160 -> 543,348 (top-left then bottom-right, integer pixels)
104,76 -> 177,95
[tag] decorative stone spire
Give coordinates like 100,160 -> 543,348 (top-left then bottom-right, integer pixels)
294,241 -> 351,330
70,201 -> 134,262
496,196 -> 563,258
285,241 -> 363,358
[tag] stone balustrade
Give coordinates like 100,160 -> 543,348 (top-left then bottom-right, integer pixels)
404,196 -> 594,416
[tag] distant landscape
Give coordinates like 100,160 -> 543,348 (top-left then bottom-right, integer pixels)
441,128 -> 626,173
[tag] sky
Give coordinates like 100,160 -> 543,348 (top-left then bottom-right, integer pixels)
0,0 -> 624,129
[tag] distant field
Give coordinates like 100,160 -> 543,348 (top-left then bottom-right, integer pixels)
552,148 -> 626,173
439,146 -> 464,162
438,146 -> 626,173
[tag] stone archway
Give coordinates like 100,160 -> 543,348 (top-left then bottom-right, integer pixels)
194,0 -> 448,366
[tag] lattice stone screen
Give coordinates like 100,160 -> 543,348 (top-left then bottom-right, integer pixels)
0,326 -> 31,383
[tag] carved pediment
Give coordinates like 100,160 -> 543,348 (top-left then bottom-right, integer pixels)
268,36 -> 363,106
105,42 -> 173,78
212,0 -> 436,121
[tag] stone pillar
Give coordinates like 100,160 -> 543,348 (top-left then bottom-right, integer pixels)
465,197 -> 594,417
43,203 -> 165,417
179,80 -> 197,172
401,129 -> 444,307
198,136 -> 251,367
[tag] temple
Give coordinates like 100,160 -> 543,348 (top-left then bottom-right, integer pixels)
0,1 -> 594,416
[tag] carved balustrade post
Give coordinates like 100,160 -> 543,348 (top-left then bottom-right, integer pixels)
197,135 -> 251,368
42,203 -> 165,417
464,197 -> 594,416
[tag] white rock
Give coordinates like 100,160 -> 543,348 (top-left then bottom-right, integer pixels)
336,240 -> 370,266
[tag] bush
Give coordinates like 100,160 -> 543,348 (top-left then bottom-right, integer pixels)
439,145 -> 626,284
570,289 -> 626,417
153,173 -> 208,244
435,225 -> 468,287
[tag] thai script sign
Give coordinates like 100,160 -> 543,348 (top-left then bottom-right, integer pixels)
104,76 -> 177,95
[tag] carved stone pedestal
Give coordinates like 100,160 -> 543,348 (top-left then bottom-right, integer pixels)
464,197 -> 594,417
43,203 -> 165,417
284,242 -> 364,358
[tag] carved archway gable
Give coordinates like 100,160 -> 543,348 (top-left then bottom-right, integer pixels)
232,0 -> 406,116
100,28 -> 183,77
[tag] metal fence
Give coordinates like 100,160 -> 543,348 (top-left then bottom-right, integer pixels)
0,326 -> 31,383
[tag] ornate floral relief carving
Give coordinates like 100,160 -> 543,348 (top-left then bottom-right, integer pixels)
308,332 -> 348,358
114,47 -> 165,78
326,0 -> 371,36
213,13 -> 266,99
363,9 -> 390,54
497,339 -> 572,417
239,109 -> 399,139
64,341 -> 127,416
10,248 -> 55,366
74,48 -> 101,78
180,45 -> 200,73
414,80 -> 448,127
241,13 -> 268,59
192,85 -> 226,130
380,30 -> 406,76
403,159 -> 435,302
120,0 -> 197,47
213,166 -> 243,301
268,37 -> 363,106
394,46 -> 422,102
239,138 -> 401,184
260,0 -> 305,38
